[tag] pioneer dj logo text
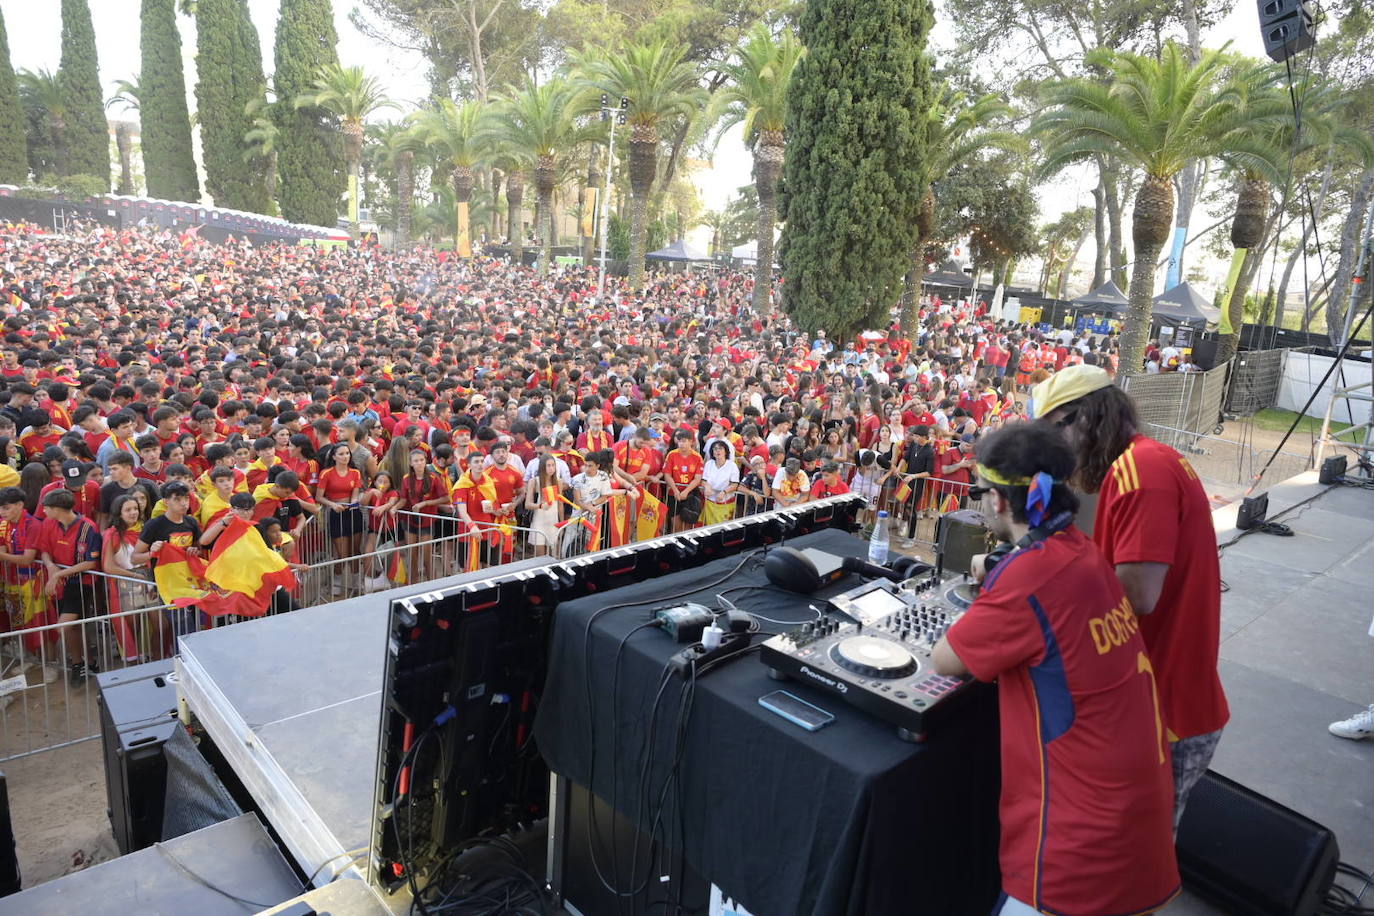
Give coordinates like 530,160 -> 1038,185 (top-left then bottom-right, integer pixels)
1088,597 -> 1139,655
799,665 -> 849,693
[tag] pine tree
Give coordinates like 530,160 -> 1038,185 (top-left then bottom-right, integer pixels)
57,0 -> 109,185
196,0 -> 270,212
0,11 -> 28,185
140,0 -> 198,201
274,0 -> 345,227
779,0 -> 935,341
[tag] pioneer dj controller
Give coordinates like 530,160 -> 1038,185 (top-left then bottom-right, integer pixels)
759,574 -> 984,739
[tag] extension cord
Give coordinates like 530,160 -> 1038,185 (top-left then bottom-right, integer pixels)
668,632 -> 750,676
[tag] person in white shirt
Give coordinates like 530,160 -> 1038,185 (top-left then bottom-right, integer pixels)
522,437 -> 571,486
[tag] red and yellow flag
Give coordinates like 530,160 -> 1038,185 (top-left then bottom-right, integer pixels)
152,535 -> 208,605
636,489 -> 666,542
194,516 -> 297,618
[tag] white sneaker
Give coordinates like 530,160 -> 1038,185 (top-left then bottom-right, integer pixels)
1328,704 -> 1374,740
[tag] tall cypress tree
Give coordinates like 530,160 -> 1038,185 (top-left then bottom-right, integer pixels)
273,0 -> 344,227
58,0 -> 109,184
779,0 -> 934,340
0,11 -> 28,185
196,0 -> 270,212
140,0 -> 198,201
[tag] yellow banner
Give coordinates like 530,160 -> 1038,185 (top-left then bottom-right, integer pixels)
582,187 -> 598,238
457,201 -> 472,258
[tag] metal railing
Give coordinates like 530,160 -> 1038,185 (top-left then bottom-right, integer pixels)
1138,422 -> 1315,492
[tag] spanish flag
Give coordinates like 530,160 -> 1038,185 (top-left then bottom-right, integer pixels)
152,534 -> 209,606
192,516 -> 297,618
894,479 -> 912,504
635,488 -> 667,542
197,490 -> 232,528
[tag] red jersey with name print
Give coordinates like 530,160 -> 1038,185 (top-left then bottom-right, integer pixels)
1093,434 -> 1229,741
946,526 -> 1179,916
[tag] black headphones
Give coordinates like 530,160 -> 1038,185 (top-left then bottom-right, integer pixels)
983,511 -> 1075,574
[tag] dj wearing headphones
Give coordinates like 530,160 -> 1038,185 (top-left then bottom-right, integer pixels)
931,424 -> 1179,916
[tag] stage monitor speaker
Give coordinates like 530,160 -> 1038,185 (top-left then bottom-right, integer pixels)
0,770 -> 17,895
1177,770 -> 1338,916
1258,0 -> 1316,62
936,509 -> 994,579
97,661 -> 180,855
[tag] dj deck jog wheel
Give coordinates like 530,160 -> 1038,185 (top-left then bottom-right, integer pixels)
829,635 -> 919,679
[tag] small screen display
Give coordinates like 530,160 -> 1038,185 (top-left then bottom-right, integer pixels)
850,587 -> 907,619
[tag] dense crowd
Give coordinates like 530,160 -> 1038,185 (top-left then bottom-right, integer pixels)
0,218 -> 1123,680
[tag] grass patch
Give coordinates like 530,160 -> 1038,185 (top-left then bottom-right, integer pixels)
1252,408 -> 1352,435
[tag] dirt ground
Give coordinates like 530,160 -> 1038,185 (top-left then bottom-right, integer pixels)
4,739 -> 118,888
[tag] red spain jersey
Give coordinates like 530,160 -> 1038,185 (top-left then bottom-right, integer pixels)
1093,434 -> 1229,740
663,448 -> 702,486
947,526 -> 1180,916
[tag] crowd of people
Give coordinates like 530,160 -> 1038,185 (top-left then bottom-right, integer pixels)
0,218 -> 1133,681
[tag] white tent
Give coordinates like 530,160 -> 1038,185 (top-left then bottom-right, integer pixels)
731,241 -> 759,264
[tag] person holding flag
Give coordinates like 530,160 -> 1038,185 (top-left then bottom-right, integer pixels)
192,493 -> 298,618
132,482 -> 205,642
524,454 -> 567,556
451,451 -> 499,570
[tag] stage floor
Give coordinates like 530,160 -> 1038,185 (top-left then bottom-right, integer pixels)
175,557 -> 555,910
1168,471 -> 1374,915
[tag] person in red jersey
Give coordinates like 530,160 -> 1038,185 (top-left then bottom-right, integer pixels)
933,424 -> 1179,916
1034,365 -> 1228,832
662,428 -> 703,533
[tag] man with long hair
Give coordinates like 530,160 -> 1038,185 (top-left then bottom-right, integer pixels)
932,424 -> 1179,916
1032,365 -> 1228,831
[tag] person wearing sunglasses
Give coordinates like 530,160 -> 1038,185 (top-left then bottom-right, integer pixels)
931,423 -> 1179,916
1031,364 -> 1228,834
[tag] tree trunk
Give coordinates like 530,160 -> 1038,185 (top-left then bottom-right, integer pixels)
395,150 -> 414,247
114,122 -> 135,195
452,164 -> 474,257
489,170 -> 503,244
506,171 -> 524,265
1215,246 -> 1260,364
1105,169 -> 1128,291
626,125 -> 658,289
51,118 -> 68,178
1275,153 -> 1334,330
535,156 -> 556,278
1120,175 -> 1174,375
1326,166 -> 1374,343
345,122 -> 364,235
1058,227 -> 1091,299
1091,178 -> 1107,289
582,156 -> 601,266
752,134 -> 783,315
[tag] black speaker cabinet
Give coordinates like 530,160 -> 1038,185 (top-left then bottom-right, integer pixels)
0,770 -> 18,895
936,509 -> 994,579
1177,770 -> 1338,916
96,661 -> 180,855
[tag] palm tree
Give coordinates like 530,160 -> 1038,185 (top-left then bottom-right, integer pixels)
374,122 -> 425,247
578,41 -> 705,289
487,147 -> 531,264
243,97 -> 280,216
411,99 -> 490,257
106,77 -> 144,196
18,69 -> 69,177
711,24 -> 804,315
1034,43 -> 1281,375
295,64 -> 398,235
901,89 -> 1024,332
486,78 -> 596,276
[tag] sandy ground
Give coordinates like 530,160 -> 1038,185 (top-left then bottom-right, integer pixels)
4,739 -> 118,888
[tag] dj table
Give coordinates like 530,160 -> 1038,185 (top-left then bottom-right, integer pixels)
534,528 -> 1002,916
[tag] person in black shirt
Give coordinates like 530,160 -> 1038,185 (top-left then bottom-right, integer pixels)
132,481 -> 203,640
899,425 -> 935,541
99,451 -> 158,527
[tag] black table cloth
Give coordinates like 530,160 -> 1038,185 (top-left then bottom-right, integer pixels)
534,528 -> 1001,916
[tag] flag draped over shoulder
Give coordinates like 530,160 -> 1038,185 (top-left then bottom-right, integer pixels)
191,516 -> 296,617
153,537 -> 208,605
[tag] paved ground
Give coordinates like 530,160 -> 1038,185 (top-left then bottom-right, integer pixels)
5,472 -> 1372,912
1163,474 -> 1374,914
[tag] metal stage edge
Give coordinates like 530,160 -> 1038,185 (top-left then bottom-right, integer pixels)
173,496 -> 861,911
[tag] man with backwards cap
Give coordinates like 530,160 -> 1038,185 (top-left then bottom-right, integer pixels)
1031,364 -> 1228,831
932,423 -> 1179,916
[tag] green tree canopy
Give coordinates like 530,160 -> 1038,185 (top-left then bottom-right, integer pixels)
197,0 -> 271,212
0,11 -> 28,185
274,0 -> 345,226
140,0 -> 199,201
780,0 -> 935,340
58,0 -> 109,185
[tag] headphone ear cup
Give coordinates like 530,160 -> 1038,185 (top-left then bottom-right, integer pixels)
891,556 -> 930,580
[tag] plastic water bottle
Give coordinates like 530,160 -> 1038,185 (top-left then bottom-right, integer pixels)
868,510 -> 891,565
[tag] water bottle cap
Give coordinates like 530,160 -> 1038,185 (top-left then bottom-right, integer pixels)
877,510 -> 888,518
